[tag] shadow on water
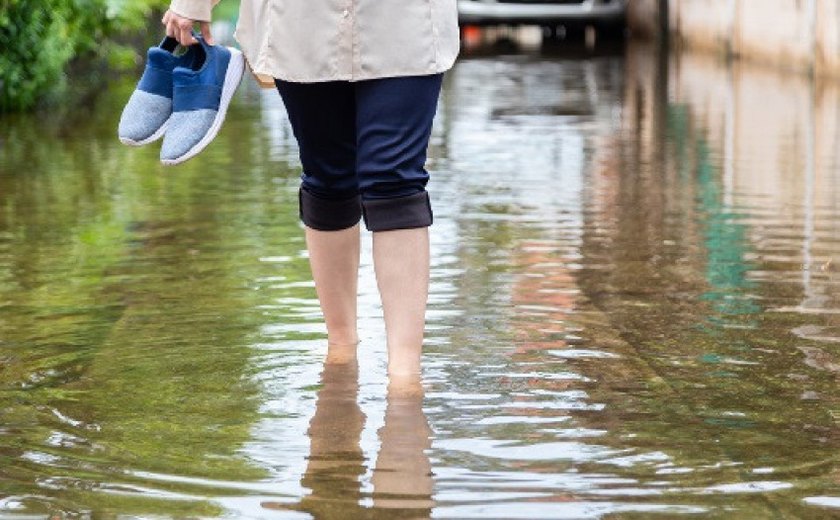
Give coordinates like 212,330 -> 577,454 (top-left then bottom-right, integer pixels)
1,26 -> 840,519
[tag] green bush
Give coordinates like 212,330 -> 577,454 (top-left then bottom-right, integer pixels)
0,0 -> 167,112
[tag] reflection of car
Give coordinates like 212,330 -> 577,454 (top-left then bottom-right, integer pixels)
458,0 -> 627,30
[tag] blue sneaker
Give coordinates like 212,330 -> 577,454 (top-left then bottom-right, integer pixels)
118,37 -> 197,146
160,36 -> 245,165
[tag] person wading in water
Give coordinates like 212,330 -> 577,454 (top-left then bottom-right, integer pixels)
162,0 -> 460,382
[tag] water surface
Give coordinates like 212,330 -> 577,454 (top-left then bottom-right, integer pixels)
1,36 -> 840,518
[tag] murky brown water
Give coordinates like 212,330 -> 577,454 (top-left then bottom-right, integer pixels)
1,33 -> 840,518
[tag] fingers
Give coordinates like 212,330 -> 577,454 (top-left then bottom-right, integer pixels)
162,10 -> 175,38
200,21 -> 214,45
160,9 -> 199,46
180,22 -> 197,46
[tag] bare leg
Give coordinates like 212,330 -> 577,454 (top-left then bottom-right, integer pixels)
305,223 -> 361,361
372,227 -> 430,377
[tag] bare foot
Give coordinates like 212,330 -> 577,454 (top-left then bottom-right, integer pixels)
325,340 -> 359,364
387,372 -> 424,399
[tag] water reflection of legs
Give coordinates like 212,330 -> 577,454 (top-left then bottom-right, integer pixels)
372,375 -> 434,517
262,350 -> 366,518
261,356 -> 434,518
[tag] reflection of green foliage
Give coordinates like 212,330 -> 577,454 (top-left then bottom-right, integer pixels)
0,0 -> 167,112
0,78 -> 304,516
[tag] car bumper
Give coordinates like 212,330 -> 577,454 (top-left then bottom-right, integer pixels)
458,0 -> 626,24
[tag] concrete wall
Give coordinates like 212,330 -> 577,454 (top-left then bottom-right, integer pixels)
627,0 -> 840,77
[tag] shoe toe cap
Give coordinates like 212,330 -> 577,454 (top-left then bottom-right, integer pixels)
160,109 -> 218,162
118,91 -> 172,143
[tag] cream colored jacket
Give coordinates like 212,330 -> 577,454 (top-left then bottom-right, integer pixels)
169,0 -> 461,83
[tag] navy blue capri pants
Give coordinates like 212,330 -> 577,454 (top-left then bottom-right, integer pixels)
275,73 -> 444,232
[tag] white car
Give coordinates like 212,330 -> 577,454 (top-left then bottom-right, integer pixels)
458,0 -> 627,32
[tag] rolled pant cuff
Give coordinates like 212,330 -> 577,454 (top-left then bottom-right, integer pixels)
361,191 -> 433,232
299,187 -> 362,231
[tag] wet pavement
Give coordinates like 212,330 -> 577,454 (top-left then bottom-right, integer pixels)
1,33 -> 840,518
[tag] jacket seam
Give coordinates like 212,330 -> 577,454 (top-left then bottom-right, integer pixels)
429,0 -> 439,70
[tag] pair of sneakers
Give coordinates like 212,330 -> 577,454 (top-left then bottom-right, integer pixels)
118,35 -> 244,165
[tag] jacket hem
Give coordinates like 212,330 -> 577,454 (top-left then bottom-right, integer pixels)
233,21 -> 459,84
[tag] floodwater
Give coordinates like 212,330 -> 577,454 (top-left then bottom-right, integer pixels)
1,31 -> 840,519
